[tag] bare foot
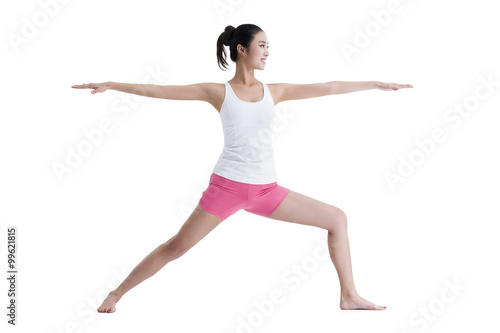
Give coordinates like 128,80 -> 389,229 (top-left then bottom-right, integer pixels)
97,291 -> 120,313
340,293 -> 386,310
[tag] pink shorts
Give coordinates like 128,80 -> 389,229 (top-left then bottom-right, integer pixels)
199,173 -> 291,221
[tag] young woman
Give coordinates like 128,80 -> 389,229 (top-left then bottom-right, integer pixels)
72,23 -> 412,313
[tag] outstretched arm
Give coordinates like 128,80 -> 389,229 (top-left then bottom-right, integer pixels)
71,81 -> 218,102
269,81 -> 413,104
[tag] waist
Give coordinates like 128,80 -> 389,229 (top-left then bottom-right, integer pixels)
219,146 -> 274,163
212,155 -> 277,184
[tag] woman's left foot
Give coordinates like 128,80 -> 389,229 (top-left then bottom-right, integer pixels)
340,293 -> 386,310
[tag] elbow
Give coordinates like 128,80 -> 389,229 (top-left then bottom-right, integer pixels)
328,81 -> 342,95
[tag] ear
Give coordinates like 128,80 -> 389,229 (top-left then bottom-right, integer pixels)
237,44 -> 246,56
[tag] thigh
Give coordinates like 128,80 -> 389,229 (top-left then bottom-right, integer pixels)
267,190 -> 345,232
199,173 -> 249,221
172,204 -> 224,252
244,183 -> 291,218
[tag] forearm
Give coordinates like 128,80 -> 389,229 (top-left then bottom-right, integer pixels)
329,81 -> 379,95
107,81 -> 164,98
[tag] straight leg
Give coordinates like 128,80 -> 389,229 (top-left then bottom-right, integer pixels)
97,204 -> 223,313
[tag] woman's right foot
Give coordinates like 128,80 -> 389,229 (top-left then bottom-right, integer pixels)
97,291 -> 120,313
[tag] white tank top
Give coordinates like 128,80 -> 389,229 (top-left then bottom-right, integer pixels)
211,81 -> 278,184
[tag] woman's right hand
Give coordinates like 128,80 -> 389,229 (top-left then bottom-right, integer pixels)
71,81 -> 111,94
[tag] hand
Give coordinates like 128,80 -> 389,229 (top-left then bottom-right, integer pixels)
376,81 -> 413,91
71,82 -> 110,94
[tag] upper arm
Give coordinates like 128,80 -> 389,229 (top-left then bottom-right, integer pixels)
156,82 -> 216,102
155,82 -> 224,112
268,82 -> 333,104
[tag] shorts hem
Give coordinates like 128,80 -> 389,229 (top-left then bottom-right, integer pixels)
265,188 -> 291,218
199,201 -> 225,221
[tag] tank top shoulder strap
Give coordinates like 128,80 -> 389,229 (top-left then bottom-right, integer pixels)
224,81 -> 269,104
262,82 -> 270,98
223,81 -> 233,103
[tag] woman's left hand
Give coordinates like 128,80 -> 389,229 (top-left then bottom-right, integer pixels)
376,82 -> 413,91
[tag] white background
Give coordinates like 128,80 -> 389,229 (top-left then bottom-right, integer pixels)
1,0 -> 499,332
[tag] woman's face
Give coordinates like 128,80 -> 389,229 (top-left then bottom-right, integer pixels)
242,30 -> 269,70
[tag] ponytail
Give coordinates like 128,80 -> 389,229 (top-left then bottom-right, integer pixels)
216,24 -> 263,71
216,25 -> 236,70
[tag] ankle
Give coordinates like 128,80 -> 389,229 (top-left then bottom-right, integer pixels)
109,290 -> 122,301
341,289 -> 359,300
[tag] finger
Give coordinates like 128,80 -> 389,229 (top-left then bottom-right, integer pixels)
72,83 -> 97,90
71,84 -> 90,89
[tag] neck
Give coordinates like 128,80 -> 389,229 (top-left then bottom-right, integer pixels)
232,61 -> 258,86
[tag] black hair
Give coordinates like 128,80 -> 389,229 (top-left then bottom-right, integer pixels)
216,24 -> 263,71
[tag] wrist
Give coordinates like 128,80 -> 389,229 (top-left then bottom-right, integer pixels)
374,81 -> 381,89
106,81 -> 114,90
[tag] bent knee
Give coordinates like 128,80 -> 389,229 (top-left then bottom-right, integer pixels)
329,206 -> 347,232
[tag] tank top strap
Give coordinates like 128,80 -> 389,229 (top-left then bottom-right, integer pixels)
224,81 -> 268,104
262,82 -> 270,97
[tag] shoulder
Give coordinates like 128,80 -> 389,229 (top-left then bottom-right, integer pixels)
198,82 -> 225,96
265,83 -> 285,105
201,82 -> 225,112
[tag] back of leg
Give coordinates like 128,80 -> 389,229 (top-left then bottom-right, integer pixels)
166,204 -> 224,258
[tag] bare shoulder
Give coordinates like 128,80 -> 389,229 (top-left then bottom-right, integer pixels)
266,83 -> 285,105
201,82 -> 225,112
